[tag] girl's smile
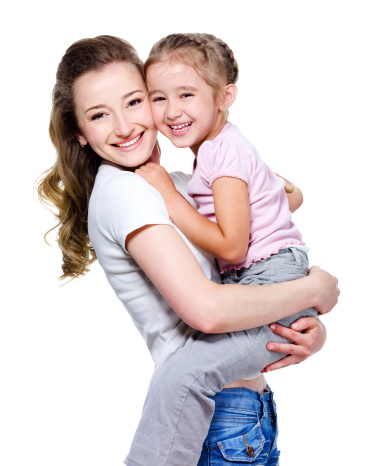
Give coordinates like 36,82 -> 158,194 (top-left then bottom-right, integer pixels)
74,62 -> 159,168
168,121 -> 192,136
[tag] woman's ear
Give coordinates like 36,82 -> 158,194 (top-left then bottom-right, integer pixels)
76,133 -> 88,147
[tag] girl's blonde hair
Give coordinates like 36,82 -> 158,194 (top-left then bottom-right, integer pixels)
37,35 -> 143,280
144,33 -> 239,96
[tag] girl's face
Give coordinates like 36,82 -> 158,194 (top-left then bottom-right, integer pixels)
146,62 -> 225,155
74,62 -> 158,169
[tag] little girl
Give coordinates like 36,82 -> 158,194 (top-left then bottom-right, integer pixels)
134,32 -> 317,463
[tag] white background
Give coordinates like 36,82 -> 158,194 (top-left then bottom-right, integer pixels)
1,1 -> 367,465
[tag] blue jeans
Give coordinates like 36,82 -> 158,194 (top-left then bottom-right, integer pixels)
198,388 -> 280,465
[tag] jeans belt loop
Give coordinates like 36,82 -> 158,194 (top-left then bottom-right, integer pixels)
261,398 -> 268,420
290,247 -> 302,267
269,391 -> 275,417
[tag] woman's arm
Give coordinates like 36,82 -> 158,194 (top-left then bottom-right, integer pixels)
262,317 -> 327,372
136,163 -> 250,263
126,223 -> 339,334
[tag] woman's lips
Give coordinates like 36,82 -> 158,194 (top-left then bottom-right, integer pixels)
113,132 -> 144,151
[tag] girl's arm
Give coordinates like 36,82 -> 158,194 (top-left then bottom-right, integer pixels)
126,223 -> 339,334
136,164 -> 302,262
275,173 -> 303,213
136,163 -> 250,264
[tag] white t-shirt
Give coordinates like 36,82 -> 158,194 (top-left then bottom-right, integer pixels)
88,162 -> 221,367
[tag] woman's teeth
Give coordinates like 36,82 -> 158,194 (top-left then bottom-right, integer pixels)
117,134 -> 142,147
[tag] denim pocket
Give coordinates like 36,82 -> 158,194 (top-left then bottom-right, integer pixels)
217,421 -> 265,462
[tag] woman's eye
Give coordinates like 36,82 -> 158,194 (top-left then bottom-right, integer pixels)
128,98 -> 142,107
91,112 -> 105,121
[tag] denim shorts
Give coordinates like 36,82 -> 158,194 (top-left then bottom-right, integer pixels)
198,387 -> 280,465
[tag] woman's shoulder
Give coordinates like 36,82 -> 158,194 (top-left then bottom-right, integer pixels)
90,164 -> 171,227
169,171 -> 191,190
93,163 -> 162,202
89,164 -> 173,248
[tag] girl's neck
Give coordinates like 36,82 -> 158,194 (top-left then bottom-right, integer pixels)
190,119 -> 228,156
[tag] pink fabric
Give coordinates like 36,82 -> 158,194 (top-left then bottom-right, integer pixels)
187,122 -> 304,273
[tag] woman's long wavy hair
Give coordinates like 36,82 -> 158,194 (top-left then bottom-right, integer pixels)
37,35 -> 144,280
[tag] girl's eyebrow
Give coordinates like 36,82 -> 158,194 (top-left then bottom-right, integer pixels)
84,89 -> 145,114
148,86 -> 198,97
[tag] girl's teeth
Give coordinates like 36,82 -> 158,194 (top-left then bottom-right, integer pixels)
117,134 -> 141,147
171,123 -> 191,130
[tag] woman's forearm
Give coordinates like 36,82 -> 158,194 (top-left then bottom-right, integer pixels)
205,276 -> 320,333
127,224 -> 339,334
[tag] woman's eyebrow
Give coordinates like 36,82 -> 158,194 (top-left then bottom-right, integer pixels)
84,89 -> 145,114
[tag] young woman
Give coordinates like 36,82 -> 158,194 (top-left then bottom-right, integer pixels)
38,35 -> 339,465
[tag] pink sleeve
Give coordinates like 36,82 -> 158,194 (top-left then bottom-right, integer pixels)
200,138 -> 250,187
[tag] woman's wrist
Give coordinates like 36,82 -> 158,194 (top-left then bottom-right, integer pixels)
306,274 -> 320,309
306,266 -> 339,315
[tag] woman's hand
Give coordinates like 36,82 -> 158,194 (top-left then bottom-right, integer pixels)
261,316 -> 327,373
309,266 -> 340,315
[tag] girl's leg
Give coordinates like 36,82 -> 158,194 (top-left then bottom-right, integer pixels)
198,387 -> 280,466
125,248 -> 312,466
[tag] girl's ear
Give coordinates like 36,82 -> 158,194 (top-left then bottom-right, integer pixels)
76,133 -> 88,147
224,84 -> 238,109
219,84 -> 238,111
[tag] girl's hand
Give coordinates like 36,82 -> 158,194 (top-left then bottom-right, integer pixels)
135,163 -> 178,202
308,266 -> 340,315
262,316 -> 326,373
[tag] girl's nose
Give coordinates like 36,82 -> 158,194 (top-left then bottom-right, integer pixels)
166,101 -> 182,120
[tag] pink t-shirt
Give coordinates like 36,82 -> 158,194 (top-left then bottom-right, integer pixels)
187,122 -> 304,273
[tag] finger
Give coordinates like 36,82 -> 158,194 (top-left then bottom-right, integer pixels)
267,341 -> 309,357
135,166 -> 148,173
289,316 -> 317,332
308,265 -> 321,273
262,355 -> 301,373
269,323 -> 305,345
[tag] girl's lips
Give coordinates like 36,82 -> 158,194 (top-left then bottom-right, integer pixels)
113,132 -> 144,151
168,122 -> 192,136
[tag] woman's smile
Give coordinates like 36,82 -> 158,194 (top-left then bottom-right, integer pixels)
113,131 -> 144,150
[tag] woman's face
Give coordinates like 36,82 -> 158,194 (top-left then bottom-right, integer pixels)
74,62 -> 158,168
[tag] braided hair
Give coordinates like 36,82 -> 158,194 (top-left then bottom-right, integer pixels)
144,33 -> 239,96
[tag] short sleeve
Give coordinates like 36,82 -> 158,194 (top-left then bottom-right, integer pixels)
93,171 -> 172,253
199,138 -> 251,187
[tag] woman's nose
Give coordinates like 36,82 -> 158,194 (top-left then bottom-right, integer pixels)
114,114 -> 134,137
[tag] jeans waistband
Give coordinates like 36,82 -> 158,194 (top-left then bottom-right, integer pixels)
278,247 -> 307,267
210,386 -> 275,415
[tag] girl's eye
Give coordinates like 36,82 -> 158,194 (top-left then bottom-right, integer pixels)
152,96 -> 166,102
128,98 -> 142,107
91,112 -> 106,121
180,93 -> 193,98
